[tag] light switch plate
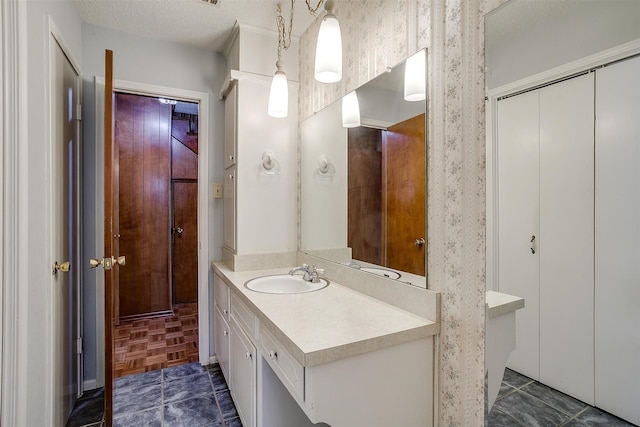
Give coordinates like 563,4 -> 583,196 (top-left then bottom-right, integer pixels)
213,183 -> 223,199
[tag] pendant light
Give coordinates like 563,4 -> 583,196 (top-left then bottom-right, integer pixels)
404,49 -> 426,102
268,1 -> 294,118
268,60 -> 289,118
314,0 -> 342,83
342,91 -> 360,128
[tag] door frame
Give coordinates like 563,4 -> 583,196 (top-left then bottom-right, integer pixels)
48,17 -> 83,424
93,78 -> 210,384
485,38 -> 640,293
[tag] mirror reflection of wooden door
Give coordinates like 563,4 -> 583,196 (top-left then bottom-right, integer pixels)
383,113 -> 426,276
172,182 -> 198,303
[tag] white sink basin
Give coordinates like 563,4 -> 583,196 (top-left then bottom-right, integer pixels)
361,267 -> 402,280
245,274 -> 330,294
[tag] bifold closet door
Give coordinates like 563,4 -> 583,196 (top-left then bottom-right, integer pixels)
539,73 -> 594,405
595,55 -> 640,425
497,90 -> 540,380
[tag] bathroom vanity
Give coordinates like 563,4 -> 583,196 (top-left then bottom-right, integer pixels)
212,262 -> 439,427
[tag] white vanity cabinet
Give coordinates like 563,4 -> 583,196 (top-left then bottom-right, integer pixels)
213,272 -> 230,380
212,265 -> 438,427
229,316 -> 257,427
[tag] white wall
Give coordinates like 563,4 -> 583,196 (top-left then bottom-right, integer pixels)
486,1 -> 640,89
80,23 -> 226,385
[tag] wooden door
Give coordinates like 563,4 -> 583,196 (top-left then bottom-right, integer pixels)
496,90 -> 540,380
382,113 -> 426,276
51,37 -> 81,425
115,93 -> 172,318
103,48 -> 116,427
172,182 -> 198,303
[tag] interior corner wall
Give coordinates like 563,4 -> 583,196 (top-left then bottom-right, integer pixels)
80,23 -> 227,385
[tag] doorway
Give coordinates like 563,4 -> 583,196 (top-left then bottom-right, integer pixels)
113,93 -> 200,377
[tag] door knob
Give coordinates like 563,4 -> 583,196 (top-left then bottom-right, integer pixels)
414,237 -> 425,247
89,256 -> 125,270
52,261 -> 70,274
172,227 -> 184,235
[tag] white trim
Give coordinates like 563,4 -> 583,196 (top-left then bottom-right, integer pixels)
93,78 -> 211,373
47,17 -> 84,422
208,355 -> 218,365
1,0 -> 29,425
486,38 -> 640,292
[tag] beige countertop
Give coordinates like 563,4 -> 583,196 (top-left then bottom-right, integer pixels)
213,262 -> 438,367
486,290 -> 525,319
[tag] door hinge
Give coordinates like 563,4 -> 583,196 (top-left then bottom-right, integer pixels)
75,103 -> 82,121
75,337 -> 83,355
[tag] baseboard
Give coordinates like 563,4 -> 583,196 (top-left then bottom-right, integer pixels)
208,355 -> 218,365
83,379 -> 99,391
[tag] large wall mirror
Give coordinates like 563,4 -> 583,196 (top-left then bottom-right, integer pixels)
300,49 -> 428,289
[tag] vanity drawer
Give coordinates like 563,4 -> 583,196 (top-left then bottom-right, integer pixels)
258,324 -> 304,402
214,272 -> 230,320
230,293 -> 257,339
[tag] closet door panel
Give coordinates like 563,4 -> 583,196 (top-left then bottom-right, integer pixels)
539,73 -> 594,404
497,90 -> 540,379
595,56 -> 640,425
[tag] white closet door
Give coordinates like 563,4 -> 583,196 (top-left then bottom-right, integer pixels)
595,55 -> 640,425
539,73 -> 595,404
497,90 -> 540,380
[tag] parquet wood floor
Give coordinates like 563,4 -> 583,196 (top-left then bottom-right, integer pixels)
114,303 -> 199,378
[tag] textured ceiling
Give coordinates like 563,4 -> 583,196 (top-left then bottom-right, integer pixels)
72,0 -> 319,53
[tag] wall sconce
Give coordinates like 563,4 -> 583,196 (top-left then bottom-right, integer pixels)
314,0 -> 342,83
342,91 -> 360,128
404,49 -> 426,102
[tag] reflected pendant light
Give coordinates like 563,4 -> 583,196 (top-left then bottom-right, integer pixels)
404,49 -> 426,102
314,0 -> 342,83
268,60 -> 289,118
342,91 -> 360,128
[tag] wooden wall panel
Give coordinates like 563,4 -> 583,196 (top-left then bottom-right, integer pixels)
116,93 -> 172,318
171,138 -> 198,180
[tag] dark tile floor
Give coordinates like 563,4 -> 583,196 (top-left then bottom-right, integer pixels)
66,362 -> 242,427
486,368 -> 639,427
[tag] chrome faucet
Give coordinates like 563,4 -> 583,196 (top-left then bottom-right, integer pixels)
288,263 -> 325,283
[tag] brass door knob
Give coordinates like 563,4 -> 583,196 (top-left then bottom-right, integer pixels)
52,261 -> 70,274
414,238 -> 426,247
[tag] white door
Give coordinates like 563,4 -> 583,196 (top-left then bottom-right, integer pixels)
595,55 -> 640,425
497,90 -> 540,380
538,73 -> 594,404
51,38 -> 81,424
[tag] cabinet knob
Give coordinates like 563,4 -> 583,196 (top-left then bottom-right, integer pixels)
223,330 -> 228,336
269,350 -> 278,360
223,309 -> 228,315
229,155 -> 235,161
245,351 -> 252,360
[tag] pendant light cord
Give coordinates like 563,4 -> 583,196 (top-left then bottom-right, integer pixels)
276,0 -> 295,63
305,0 -> 325,15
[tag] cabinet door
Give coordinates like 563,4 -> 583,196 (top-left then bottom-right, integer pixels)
214,305 -> 230,383
539,73 -> 594,404
595,55 -> 640,425
497,90 -> 540,379
230,317 -> 256,427
223,165 -> 237,251
224,84 -> 237,169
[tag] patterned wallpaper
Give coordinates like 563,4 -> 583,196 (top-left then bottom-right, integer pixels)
299,0 -> 507,425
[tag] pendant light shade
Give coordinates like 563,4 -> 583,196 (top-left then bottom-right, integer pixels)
268,63 -> 288,118
314,1 -> 342,83
404,49 -> 426,102
342,91 -> 360,128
